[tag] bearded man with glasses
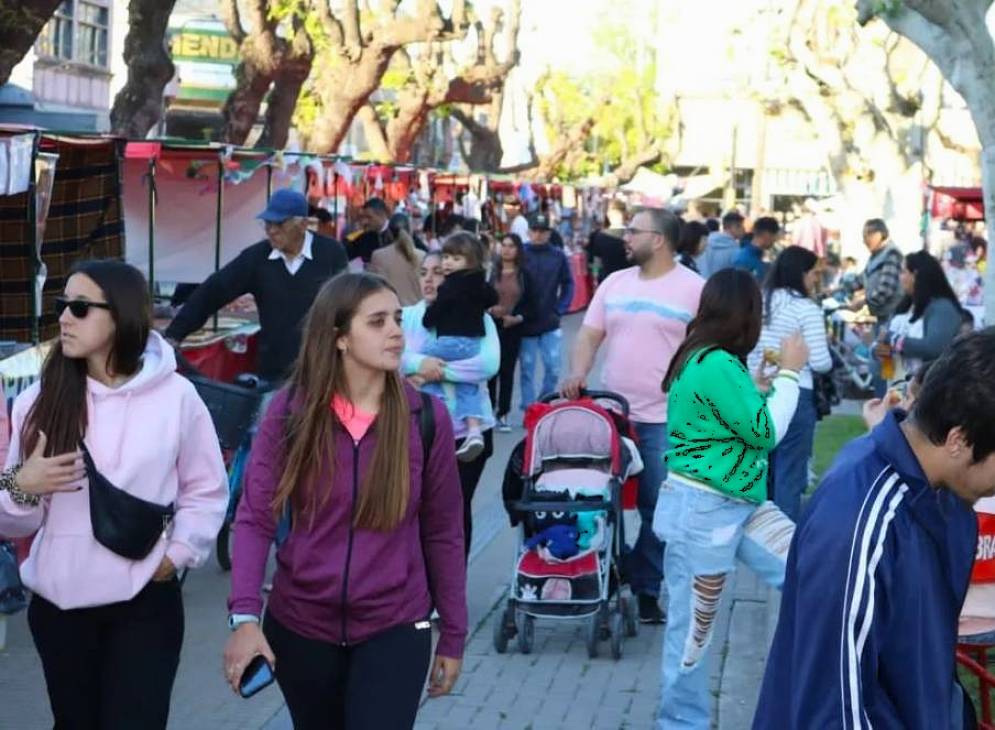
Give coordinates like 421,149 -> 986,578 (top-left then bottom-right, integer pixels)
562,208 -> 705,624
165,189 -> 348,383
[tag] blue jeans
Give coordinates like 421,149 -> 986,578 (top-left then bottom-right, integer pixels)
519,329 -> 562,409
652,481 -> 794,730
771,388 -> 817,522
626,421 -> 669,598
422,336 -> 484,423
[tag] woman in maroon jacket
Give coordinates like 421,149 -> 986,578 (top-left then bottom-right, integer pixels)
223,273 -> 467,729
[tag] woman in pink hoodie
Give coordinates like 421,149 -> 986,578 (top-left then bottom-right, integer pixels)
0,260 -> 228,729
225,272 -> 467,730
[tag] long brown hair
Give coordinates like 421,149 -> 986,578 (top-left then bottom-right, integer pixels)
662,268 -> 762,392
23,260 -> 151,456
272,273 -> 411,532
388,213 -> 420,266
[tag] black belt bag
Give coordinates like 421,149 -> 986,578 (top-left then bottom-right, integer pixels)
81,442 -> 174,561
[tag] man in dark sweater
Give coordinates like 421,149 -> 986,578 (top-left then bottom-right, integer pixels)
165,189 -> 348,382
520,213 -> 574,411
344,197 -> 395,265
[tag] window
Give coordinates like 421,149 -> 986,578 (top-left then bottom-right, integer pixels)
37,0 -> 109,69
76,2 -> 109,67
38,2 -> 74,61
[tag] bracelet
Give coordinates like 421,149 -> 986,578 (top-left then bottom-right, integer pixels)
775,369 -> 800,383
0,466 -> 41,507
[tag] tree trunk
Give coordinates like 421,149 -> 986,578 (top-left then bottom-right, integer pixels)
220,36 -> 280,145
309,45 -> 396,154
256,46 -> 313,149
385,88 -> 432,162
109,0 -> 179,138
0,0 -> 63,87
357,103 -> 392,162
979,140 -> 995,326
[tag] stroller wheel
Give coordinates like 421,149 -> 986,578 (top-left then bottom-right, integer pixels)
586,613 -> 600,659
610,612 -> 625,660
493,606 -> 513,654
516,613 -> 535,655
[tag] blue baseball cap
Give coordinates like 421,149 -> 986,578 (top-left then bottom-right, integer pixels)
257,189 -> 308,223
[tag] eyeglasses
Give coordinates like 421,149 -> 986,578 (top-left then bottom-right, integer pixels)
55,297 -> 112,319
623,226 -> 662,237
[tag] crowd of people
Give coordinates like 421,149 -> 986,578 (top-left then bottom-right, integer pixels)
1,184 -> 993,730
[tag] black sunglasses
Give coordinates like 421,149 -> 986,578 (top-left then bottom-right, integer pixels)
55,297 -> 112,319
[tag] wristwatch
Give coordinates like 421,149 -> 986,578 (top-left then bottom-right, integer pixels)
228,613 -> 260,631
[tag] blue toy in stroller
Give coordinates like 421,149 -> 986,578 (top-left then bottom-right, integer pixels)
495,391 -> 641,660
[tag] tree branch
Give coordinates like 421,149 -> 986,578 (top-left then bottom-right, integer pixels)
313,0 -> 345,48
247,0 -> 272,34
221,0 -> 246,44
341,0 -> 363,57
358,102 -> 392,161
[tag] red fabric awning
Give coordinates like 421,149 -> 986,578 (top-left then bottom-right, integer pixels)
931,186 -> 984,221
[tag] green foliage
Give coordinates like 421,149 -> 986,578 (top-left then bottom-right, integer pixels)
292,83 -> 321,137
537,63 -> 671,181
532,3 -> 672,181
268,0 -> 308,24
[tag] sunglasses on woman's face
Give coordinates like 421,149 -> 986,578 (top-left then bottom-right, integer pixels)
55,297 -> 112,319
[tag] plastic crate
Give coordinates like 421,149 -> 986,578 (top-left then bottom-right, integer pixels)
187,375 -> 263,452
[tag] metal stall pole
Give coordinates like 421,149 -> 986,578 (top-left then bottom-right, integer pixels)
147,158 -> 157,299
28,132 -> 40,344
332,169 -> 340,236
266,163 -> 273,201
212,157 -> 224,331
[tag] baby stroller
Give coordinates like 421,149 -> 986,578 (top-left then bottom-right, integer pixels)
494,391 -> 641,660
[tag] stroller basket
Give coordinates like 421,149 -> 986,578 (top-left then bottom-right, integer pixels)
187,375 -> 263,451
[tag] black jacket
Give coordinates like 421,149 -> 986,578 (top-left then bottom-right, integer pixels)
588,229 -> 628,283
422,269 -> 498,337
165,235 -> 348,381
345,227 -> 393,264
488,265 -> 538,329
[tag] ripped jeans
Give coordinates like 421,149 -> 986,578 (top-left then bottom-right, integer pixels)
652,478 -> 795,730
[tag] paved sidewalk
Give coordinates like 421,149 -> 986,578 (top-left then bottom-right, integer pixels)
412,561 -> 778,730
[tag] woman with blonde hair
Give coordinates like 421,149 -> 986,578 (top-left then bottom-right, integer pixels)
368,214 -> 426,305
224,273 -> 466,729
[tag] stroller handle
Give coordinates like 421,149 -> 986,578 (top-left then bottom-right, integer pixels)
540,389 -> 630,418
510,500 -> 618,514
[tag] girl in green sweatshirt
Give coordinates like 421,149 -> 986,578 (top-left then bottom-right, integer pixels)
651,268 -> 808,730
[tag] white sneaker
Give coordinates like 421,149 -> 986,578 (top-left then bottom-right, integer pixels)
496,417 -> 512,433
456,433 -> 485,462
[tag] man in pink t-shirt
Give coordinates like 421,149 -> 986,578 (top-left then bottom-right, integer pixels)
562,208 -> 704,624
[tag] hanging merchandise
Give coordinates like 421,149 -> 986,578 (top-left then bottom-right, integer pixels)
3,134 -> 33,195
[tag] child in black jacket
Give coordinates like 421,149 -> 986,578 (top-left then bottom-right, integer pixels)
422,233 -> 498,461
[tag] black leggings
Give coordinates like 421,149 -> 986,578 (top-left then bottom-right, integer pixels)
28,579 -> 184,730
488,325 -> 523,419
456,428 -> 494,560
264,612 -> 432,730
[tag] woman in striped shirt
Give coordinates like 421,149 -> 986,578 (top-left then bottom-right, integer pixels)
748,246 -> 833,520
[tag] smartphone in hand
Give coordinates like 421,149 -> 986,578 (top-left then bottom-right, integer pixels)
239,654 -> 275,699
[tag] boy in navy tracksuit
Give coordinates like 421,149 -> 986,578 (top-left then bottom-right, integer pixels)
755,330 -> 995,730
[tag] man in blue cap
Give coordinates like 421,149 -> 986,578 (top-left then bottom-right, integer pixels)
165,189 -> 348,382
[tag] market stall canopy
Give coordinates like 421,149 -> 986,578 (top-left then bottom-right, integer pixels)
620,168 -> 677,201
930,186 -> 984,221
